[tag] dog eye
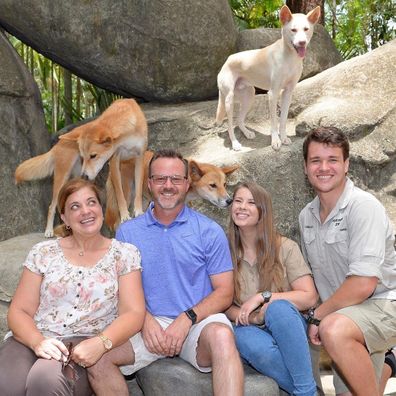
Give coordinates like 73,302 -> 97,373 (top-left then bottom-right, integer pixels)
210,184 -> 216,188
291,28 -> 297,32
304,27 -> 309,31
90,154 -> 97,159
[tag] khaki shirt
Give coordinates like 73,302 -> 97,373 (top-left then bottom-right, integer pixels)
238,237 -> 312,304
299,178 -> 396,302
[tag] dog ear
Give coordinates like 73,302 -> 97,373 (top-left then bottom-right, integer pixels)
97,135 -> 113,146
307,6 -> 321,25
58,128 -> 81,141
221,164 -> 239,175
279,5 -> 292,25
189,160 -> 204,181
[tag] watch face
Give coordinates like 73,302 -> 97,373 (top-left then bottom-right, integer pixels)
185,308 -> 197,324
104,338 -> 112,350
262,291 -> 272,302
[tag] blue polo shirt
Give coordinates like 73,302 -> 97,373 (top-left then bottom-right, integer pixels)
116,203 -> 233,318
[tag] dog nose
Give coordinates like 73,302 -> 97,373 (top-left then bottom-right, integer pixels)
298,40 -> 306,46
226,198 -> 233,206
81,174 -> 89,180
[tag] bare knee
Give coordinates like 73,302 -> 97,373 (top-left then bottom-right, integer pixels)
203,323 -> 237,356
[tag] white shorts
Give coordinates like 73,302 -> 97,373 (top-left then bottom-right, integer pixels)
120,313 -> 232,375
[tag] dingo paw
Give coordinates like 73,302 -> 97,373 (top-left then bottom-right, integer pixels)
232,140 -> 242,151
133,208 -> 144,217
271,136 -> 282,151
282,137 -> 292,145
44,229 -> 54,238
120,212 -> 132,223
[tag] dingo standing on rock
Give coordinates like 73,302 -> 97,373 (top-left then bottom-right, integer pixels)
15,99 -> 148,237
216,5 -> 321,151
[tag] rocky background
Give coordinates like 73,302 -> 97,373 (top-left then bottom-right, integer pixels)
0,3 -> 395,390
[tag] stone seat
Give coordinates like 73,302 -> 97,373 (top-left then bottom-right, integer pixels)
127,357 -> 285,395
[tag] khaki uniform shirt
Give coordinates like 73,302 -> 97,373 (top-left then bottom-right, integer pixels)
299,178 -> 396,302
238,237 -> 312,304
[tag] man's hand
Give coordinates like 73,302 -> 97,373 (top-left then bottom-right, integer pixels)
142,313 -> 167,355
308,323 -> 321,345
164,313 -> 192,356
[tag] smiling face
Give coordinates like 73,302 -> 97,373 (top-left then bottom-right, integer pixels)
231,186 -> 259,230
304,141 -> 349,198
148,157 -> 189,216
60,186 -> 103,237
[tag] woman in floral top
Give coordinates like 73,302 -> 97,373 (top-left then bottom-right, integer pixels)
226,182 -> 318,396
0,178 -> 145,396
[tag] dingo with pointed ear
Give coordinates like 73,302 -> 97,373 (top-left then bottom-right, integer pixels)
105,150 -> 239,230
216,5 -> 320,151
15,98 -> 148,237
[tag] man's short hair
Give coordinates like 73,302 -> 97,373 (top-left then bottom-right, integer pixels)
303,126 -> 350,161
148,149 -> 189,177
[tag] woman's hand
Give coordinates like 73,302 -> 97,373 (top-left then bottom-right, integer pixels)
71,336 -> 105,368
236,293 -> 263,325
33,338 -> 69,361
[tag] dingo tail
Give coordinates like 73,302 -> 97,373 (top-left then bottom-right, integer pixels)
15,150 -> 54,184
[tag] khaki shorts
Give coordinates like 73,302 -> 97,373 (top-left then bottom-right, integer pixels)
331,298 -> 396,394
120,313 -> 232,375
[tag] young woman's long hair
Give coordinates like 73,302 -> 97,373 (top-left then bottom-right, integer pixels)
228,182 -> 284,304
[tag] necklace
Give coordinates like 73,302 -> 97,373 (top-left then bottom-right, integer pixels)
78,251 -> 84,257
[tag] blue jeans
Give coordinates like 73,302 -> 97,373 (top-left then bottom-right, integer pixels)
234,299 -> 316,396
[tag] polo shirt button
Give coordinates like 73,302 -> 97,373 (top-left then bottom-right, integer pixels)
79,271 -> 82,274
77,283 -> 81,286
76,294 -> 79,298
164,229 -> 167,232
63,324 -> 67,327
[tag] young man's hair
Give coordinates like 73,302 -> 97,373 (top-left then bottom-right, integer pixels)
148,148 -> 188,177
303,126 -> 350,161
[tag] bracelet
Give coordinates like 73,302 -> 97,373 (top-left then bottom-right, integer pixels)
307,307 -> 321,326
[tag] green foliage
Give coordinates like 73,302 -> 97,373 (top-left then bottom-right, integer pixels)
228,0 -> 284,29
325,0 -> 395,59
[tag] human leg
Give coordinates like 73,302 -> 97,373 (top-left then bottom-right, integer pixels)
0,337 -> 37,396
380,348 -> 396,395
320,313 -> 379,396
322,300 -> 396,396
87,341 -> 134,396
180,313 -> 243,396
265,300 -> 317,396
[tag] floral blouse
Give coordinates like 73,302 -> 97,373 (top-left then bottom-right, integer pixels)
23,238 -> 141,338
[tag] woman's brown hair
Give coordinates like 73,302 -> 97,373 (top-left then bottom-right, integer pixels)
55,178 -> 102,237
228,181 -> 284,304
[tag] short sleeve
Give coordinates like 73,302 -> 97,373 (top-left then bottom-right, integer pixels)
114,240 -> 142,275
23,241 -> 54,275
280,238 -> 312,285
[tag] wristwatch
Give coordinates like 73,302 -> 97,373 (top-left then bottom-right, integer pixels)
261,291 -> 272,304
98,333 -> 113,351
184,308 -> 197,325
306,307 -> 321,326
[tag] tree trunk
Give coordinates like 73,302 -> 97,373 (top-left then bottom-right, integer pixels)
286,0 -> 324,25
63,68 -> 73,125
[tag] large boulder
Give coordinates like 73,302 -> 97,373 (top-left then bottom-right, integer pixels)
0,31 -> 51,242
236,24 -> 343,81
0,0 -> 237,102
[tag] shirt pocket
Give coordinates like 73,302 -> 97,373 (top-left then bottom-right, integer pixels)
325,229 -> 349,259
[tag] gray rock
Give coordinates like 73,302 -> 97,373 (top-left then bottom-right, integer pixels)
236,24 -> 342,81
0,0 -> 237,102
0,32 -> 51,242
135,357 -> 281,395
0,233 -> 47,305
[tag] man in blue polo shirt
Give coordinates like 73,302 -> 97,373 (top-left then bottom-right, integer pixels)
116,149 -> 243,395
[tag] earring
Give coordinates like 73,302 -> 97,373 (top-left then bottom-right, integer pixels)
65,225 -> 71,231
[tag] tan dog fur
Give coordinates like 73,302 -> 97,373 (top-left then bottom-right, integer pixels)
216,5 -> 321,151
105,150 -> 239,230
15,98 -> 148,237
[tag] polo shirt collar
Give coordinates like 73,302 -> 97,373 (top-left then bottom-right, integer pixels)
145,202 -> 189,227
